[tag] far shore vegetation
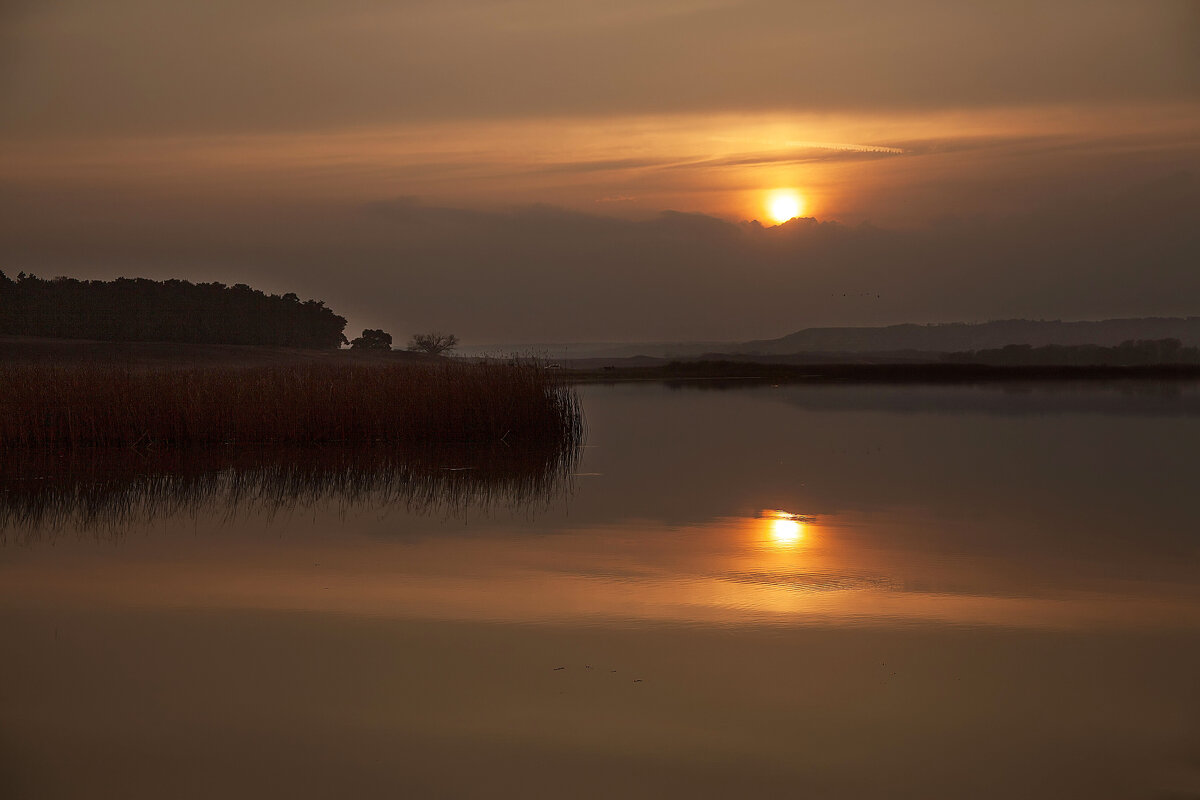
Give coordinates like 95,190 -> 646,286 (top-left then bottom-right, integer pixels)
564,359 -> 1200,384
942,339 -> 1200,366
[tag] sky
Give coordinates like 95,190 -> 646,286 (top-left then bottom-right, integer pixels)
2,0 -> 1198,344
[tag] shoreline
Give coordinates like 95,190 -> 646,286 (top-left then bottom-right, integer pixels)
5,335 -> 1200,384
561,361 -> 1200,384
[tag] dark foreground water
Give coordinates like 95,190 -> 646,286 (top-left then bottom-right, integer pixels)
2,382 -> 1199,798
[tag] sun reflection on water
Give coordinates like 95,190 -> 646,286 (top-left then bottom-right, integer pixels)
759,509 -> 815,548
769,517 -> 804,544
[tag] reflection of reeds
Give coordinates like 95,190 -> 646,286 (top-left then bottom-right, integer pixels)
0,440 -> 581,539
0,361 -> 584,447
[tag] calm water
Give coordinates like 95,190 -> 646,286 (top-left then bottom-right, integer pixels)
3,382 -> 1199,798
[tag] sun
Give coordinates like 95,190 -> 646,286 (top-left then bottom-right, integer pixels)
766,190 -> 804,224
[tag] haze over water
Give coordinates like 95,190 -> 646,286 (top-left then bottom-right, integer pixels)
3,382 -> 1198,798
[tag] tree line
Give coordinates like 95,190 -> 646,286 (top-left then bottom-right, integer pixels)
943,339 -> 1200,366
0,272 -> 348,349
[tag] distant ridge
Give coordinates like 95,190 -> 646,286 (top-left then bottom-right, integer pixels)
739,318 -> 1200,355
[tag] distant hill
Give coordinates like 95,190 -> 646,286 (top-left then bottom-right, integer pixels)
464,317 -> 1200,362
739,318 -> 1200,355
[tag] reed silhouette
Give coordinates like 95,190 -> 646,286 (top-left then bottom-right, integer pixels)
0,360 -> 583,447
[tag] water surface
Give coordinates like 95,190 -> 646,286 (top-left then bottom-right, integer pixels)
3,382 -> 1198,798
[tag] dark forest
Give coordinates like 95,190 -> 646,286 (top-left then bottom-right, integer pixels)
0,272 -> 347,348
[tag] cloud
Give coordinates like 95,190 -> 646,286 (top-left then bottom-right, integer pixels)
524,142 -> 907,178
531,157 -> 679,175
669,147 -> 905,171
5,103 -> 1193,229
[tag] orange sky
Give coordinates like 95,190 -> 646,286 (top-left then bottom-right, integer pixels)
4,105 -> 1197,224
1,1 -> 1198,342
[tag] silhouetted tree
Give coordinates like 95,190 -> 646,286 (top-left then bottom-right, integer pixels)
407,332 -> 459,355
350,329 -> 393,351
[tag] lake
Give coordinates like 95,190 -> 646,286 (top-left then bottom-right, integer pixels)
2,381 -> 1199,798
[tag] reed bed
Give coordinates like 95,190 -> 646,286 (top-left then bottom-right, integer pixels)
0,440 -> 580,538
0,361 -> 584,447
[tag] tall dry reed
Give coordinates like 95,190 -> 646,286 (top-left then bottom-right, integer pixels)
0,361 -> 584,447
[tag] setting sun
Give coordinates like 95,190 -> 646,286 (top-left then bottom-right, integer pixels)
766,190 -> 804,224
